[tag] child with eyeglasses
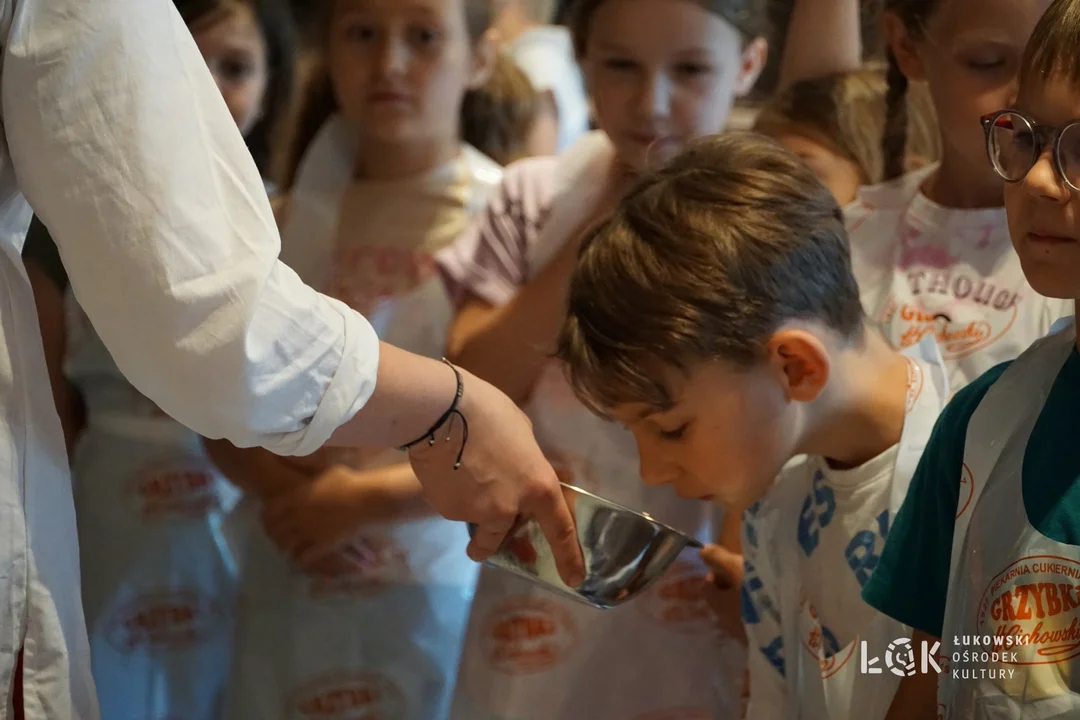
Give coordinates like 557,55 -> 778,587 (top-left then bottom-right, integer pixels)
862,0 -> 1080,716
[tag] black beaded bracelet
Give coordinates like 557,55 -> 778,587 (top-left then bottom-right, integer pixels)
399,358 -> 469,470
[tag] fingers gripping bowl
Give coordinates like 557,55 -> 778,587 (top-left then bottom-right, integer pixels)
468,483 -> 702,609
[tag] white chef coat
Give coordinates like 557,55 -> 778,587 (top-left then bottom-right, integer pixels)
0,1 -> 380,717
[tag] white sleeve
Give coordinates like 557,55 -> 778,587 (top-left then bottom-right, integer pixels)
2,0 -> 379,456
741,507 -> 794,720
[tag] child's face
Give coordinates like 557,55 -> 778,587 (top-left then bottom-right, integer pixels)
1003,73 -> 1080,300
328,0 -> 492,146
191,4 -> 270,136
608,358 -> 799,513
888,0 -> 1049,195
770,125 -> 863,206
581,0 -> 765,172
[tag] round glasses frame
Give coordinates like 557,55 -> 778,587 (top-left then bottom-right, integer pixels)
981,110 -> 1080,192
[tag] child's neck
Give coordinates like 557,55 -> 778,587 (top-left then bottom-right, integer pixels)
353,135 -> 460,181
922,151 -> 1004,209
800,332 -> 912,471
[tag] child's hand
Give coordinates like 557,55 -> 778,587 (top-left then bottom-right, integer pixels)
701,543 -> 748,644
262,465 -> 392,566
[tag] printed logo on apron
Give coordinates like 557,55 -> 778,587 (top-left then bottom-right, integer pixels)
638,558 -> 715,633
937,317 -> 1080,717
877,220 -> 1025,362
957,464 -> 975,519
799,595 -> 859,679
304,535 -> 410,600
105,589 -> 227,653
128,456 -> 224,521
287,670 -> 407,720
327,245 -> 438,316
479,597 -> 580,675
976,555 -> 1080,663
880,293 -> 1018,360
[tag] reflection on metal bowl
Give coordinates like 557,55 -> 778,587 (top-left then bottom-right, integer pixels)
469,483 -> 701,609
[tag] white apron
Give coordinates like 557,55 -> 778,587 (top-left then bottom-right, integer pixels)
774,337 -> 949,720
449,134 -> 745,719
66,298 -> 242,720
938,317 -> 1080,719
224,117 -> 499,720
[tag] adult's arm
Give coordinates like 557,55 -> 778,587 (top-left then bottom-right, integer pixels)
3,0 -> 582,581
4,0 -> 372,457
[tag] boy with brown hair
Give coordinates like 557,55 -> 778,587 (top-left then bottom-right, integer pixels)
557,132 -> 949,720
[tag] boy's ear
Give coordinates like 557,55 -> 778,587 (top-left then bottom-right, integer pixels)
765,329 -> 830,404
468,28 -> 500,89
883,10 -> 927,81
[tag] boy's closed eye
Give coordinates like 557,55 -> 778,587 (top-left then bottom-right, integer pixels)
655,420 -> 690,441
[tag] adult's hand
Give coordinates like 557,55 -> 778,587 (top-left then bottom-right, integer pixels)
407,367 -> 585,587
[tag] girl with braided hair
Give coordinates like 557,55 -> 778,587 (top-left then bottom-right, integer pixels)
842,0 -> 1072,390
780,0 -> 1069,392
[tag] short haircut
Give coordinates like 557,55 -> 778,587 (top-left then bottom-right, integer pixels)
557,132 -> 863,415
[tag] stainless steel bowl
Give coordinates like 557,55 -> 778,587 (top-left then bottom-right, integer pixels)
469,483 -> 702,609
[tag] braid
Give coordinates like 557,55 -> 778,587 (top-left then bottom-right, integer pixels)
881,0 -> 942,180
882,49 -> 910,181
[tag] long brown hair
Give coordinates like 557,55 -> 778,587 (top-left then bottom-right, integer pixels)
277,0 -> 496,189
176,0 -> 297,178
881,0 -> 941,180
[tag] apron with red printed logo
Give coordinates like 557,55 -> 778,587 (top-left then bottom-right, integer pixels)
224,116 -> 500,720
449,133 -> 745,719
774,337 -> 949,720
450,363 -> 745,720
67,299 -> 242,720
938,317 -> 1080,719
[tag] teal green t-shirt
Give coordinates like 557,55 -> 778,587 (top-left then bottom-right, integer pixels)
862,348 -> 1080,639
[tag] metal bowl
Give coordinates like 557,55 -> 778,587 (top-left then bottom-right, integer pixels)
469,483 -> 702,609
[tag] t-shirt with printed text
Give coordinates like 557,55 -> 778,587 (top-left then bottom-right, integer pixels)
846,165 -> 1073,392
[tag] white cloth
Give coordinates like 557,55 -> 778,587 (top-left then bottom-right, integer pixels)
508,26 -> 590,152
225,117 -> 501,720
939,317 -> 1080,718
66,294 -> 243,720
743,338 -> 950,720
445,133 -> 745,719
0,1 -> 382,716
846,166 -> 1073,392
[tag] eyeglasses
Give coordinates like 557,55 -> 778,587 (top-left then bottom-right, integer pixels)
981,110 -> 1080,191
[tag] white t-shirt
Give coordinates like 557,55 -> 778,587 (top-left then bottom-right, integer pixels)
742,343 -> 949,720
508,26 -> 590,152
743,448 -> 898,718
846,166 -> 1074,391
